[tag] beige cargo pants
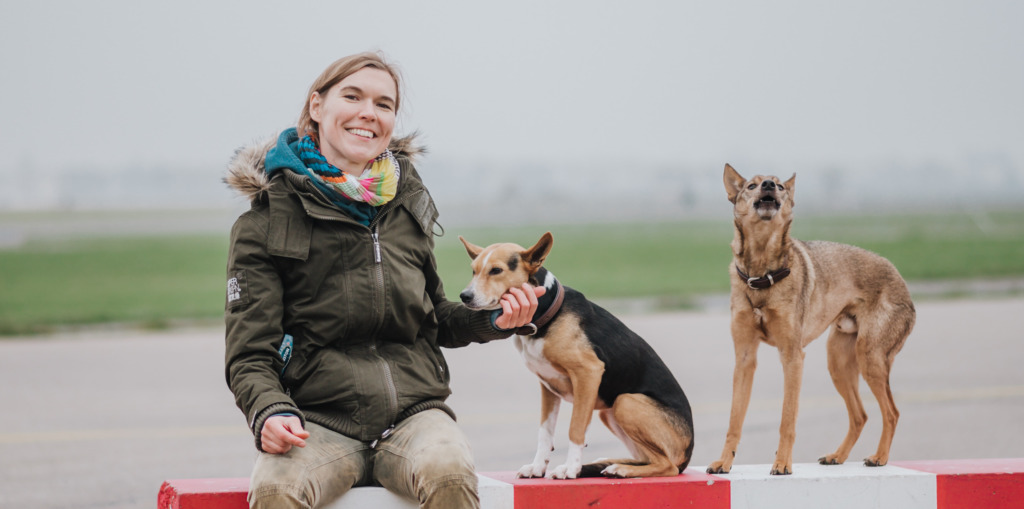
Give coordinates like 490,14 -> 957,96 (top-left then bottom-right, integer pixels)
248,409 -> 479,509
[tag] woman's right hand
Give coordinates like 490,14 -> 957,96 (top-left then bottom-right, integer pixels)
261,415 -> 310,454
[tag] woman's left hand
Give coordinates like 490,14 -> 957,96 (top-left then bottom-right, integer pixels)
494,283 -> 546,330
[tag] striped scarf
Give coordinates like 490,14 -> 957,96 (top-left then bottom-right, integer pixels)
297,135 -> 400,207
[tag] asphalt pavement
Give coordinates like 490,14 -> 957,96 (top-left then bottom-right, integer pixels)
1,296 -> 1022,508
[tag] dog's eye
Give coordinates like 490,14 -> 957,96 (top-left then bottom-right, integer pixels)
777,184 -> 785,190
489,267 -> 503,276
747,183 -> 757,190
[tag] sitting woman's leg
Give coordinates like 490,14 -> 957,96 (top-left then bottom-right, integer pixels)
248,422 -> 370,509
373,409 -> 479,509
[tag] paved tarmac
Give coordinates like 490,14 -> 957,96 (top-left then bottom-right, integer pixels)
1,296 -> 1022,508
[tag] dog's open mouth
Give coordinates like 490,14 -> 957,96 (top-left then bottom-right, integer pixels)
754,194 -> 780,218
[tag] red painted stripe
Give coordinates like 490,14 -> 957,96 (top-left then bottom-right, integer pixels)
895,459 -> 1024,509
484,469 -> 730,509
157,478 -> 248,509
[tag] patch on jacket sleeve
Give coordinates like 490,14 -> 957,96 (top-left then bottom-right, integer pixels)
226,271 -> 249,309
406,190 -> 439,236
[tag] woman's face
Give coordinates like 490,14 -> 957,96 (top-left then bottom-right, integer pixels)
309,67 -> 397,173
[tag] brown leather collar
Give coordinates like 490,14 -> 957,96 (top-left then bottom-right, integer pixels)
514,269 -> 565,336
736,265 -> 791,290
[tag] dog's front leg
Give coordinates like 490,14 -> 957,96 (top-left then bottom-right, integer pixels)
772,344 -> 806,475
707,329 -> 759,474
549,365 -> 603,479
518,383 -> 561,478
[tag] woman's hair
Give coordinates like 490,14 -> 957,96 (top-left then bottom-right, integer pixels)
297,52 -> 403,139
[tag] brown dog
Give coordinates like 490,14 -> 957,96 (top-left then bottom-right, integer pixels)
459,233 -> 694,479
707,164 -> 916,476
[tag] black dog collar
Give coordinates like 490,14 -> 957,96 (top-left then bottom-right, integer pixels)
736,265 -> 791,290
514,267 -> 565,336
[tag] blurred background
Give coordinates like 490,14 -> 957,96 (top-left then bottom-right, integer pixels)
1,0 -> 1022,333
2,0 -> 1022,219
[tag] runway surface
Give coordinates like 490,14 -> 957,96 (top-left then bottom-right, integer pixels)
1,296 -> 1021,508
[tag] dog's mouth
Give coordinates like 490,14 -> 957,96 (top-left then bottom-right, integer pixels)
754,193 -> 780,218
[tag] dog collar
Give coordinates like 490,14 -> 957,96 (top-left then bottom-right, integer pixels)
735,265 -> 791,290
515,267 -> 565,336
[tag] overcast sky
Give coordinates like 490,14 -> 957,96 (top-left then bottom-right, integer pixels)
1,0 -> 1022,180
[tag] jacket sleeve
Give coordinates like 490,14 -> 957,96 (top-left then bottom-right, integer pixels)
424,245 -> 512,348
224,211 -> 304,451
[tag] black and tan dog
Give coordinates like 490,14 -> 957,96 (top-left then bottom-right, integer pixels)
458,232 -> 693,479
707,164 -> 916,476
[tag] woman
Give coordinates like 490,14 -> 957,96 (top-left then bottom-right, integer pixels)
224,52 -> 542,509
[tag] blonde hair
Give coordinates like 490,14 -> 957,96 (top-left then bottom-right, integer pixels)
297,52 -> 402,139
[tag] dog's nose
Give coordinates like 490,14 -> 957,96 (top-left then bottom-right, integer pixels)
459,291 -> 473,304
761,180 -> 776,190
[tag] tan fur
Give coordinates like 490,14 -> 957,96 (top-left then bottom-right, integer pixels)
459,233 -> 691,479
707,164 -> 916,476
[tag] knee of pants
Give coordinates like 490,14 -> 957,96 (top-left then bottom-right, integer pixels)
413,443 -> 477,492
249,485 -> 310,509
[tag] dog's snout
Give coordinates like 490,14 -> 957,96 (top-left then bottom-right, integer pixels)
459,290 -> 473,304
761,180 -> 776,190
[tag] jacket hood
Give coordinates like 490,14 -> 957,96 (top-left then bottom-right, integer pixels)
224,128 -> 425,201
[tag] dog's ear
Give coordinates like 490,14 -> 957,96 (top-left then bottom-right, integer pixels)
784,173 -> 796,206
521,232 -> 554,271
724,164 -> 746,203
458,236 -> 484,260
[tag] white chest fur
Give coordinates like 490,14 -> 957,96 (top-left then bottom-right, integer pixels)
514,335 -> 574,402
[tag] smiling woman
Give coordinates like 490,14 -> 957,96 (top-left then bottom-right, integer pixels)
222,51 -> 544,509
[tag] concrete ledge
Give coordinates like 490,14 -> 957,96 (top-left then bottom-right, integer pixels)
158,458 -> 1024,508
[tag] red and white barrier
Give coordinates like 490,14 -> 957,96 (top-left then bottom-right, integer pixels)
158,458 -> 1024,509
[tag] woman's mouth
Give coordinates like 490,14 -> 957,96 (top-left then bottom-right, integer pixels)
347,128 -> 375,138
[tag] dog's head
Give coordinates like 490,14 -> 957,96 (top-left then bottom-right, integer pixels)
723,164 -> 795,223
458,232 -> 553,310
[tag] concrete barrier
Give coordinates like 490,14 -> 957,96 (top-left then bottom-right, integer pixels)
158,458 -> 1024,509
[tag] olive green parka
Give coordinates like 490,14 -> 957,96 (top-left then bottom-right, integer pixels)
224,129 -> 508,451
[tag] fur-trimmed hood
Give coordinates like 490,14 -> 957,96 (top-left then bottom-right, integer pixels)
224,129 -> 425,201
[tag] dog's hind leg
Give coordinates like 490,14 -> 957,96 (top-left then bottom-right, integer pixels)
597,394 -> 691,478
819,327 -> 868,465
858,343 -> 900,467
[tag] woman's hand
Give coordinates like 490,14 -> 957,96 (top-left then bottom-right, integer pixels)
261,415 -> 310,454
494,283 -> 546,330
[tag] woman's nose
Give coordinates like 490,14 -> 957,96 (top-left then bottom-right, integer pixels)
358,100 -> 376,120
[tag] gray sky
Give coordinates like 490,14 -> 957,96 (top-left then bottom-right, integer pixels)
1,0 -> 1022,180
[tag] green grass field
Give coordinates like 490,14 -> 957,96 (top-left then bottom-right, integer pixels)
1,209 -> 1022,335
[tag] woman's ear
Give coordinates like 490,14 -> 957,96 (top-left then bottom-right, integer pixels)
309,92 -> 323,123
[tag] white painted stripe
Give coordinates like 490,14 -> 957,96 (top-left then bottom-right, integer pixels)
478,473 -> 515,509
326,486 -> 416,509
716,463 -> 937,509
321,474 -> 514,509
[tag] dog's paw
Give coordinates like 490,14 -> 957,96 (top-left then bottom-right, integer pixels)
706,460 -> 732,474
548,462 -> 582,480
601,464 -> 640,478
864,455 -> 888,467
818,454 -> 843,465
770,461 -> 792,475
516,462 -> 547,478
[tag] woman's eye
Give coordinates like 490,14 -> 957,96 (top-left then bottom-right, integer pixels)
377,103 -> 393,111
489,267 -> 503,276
344,94 -> 359,101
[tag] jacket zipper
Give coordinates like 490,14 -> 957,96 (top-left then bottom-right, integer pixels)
363,194 -> 414,434
305,186 -> 415,441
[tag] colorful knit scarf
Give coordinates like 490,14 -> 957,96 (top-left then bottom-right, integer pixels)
297,135 -> 400,207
